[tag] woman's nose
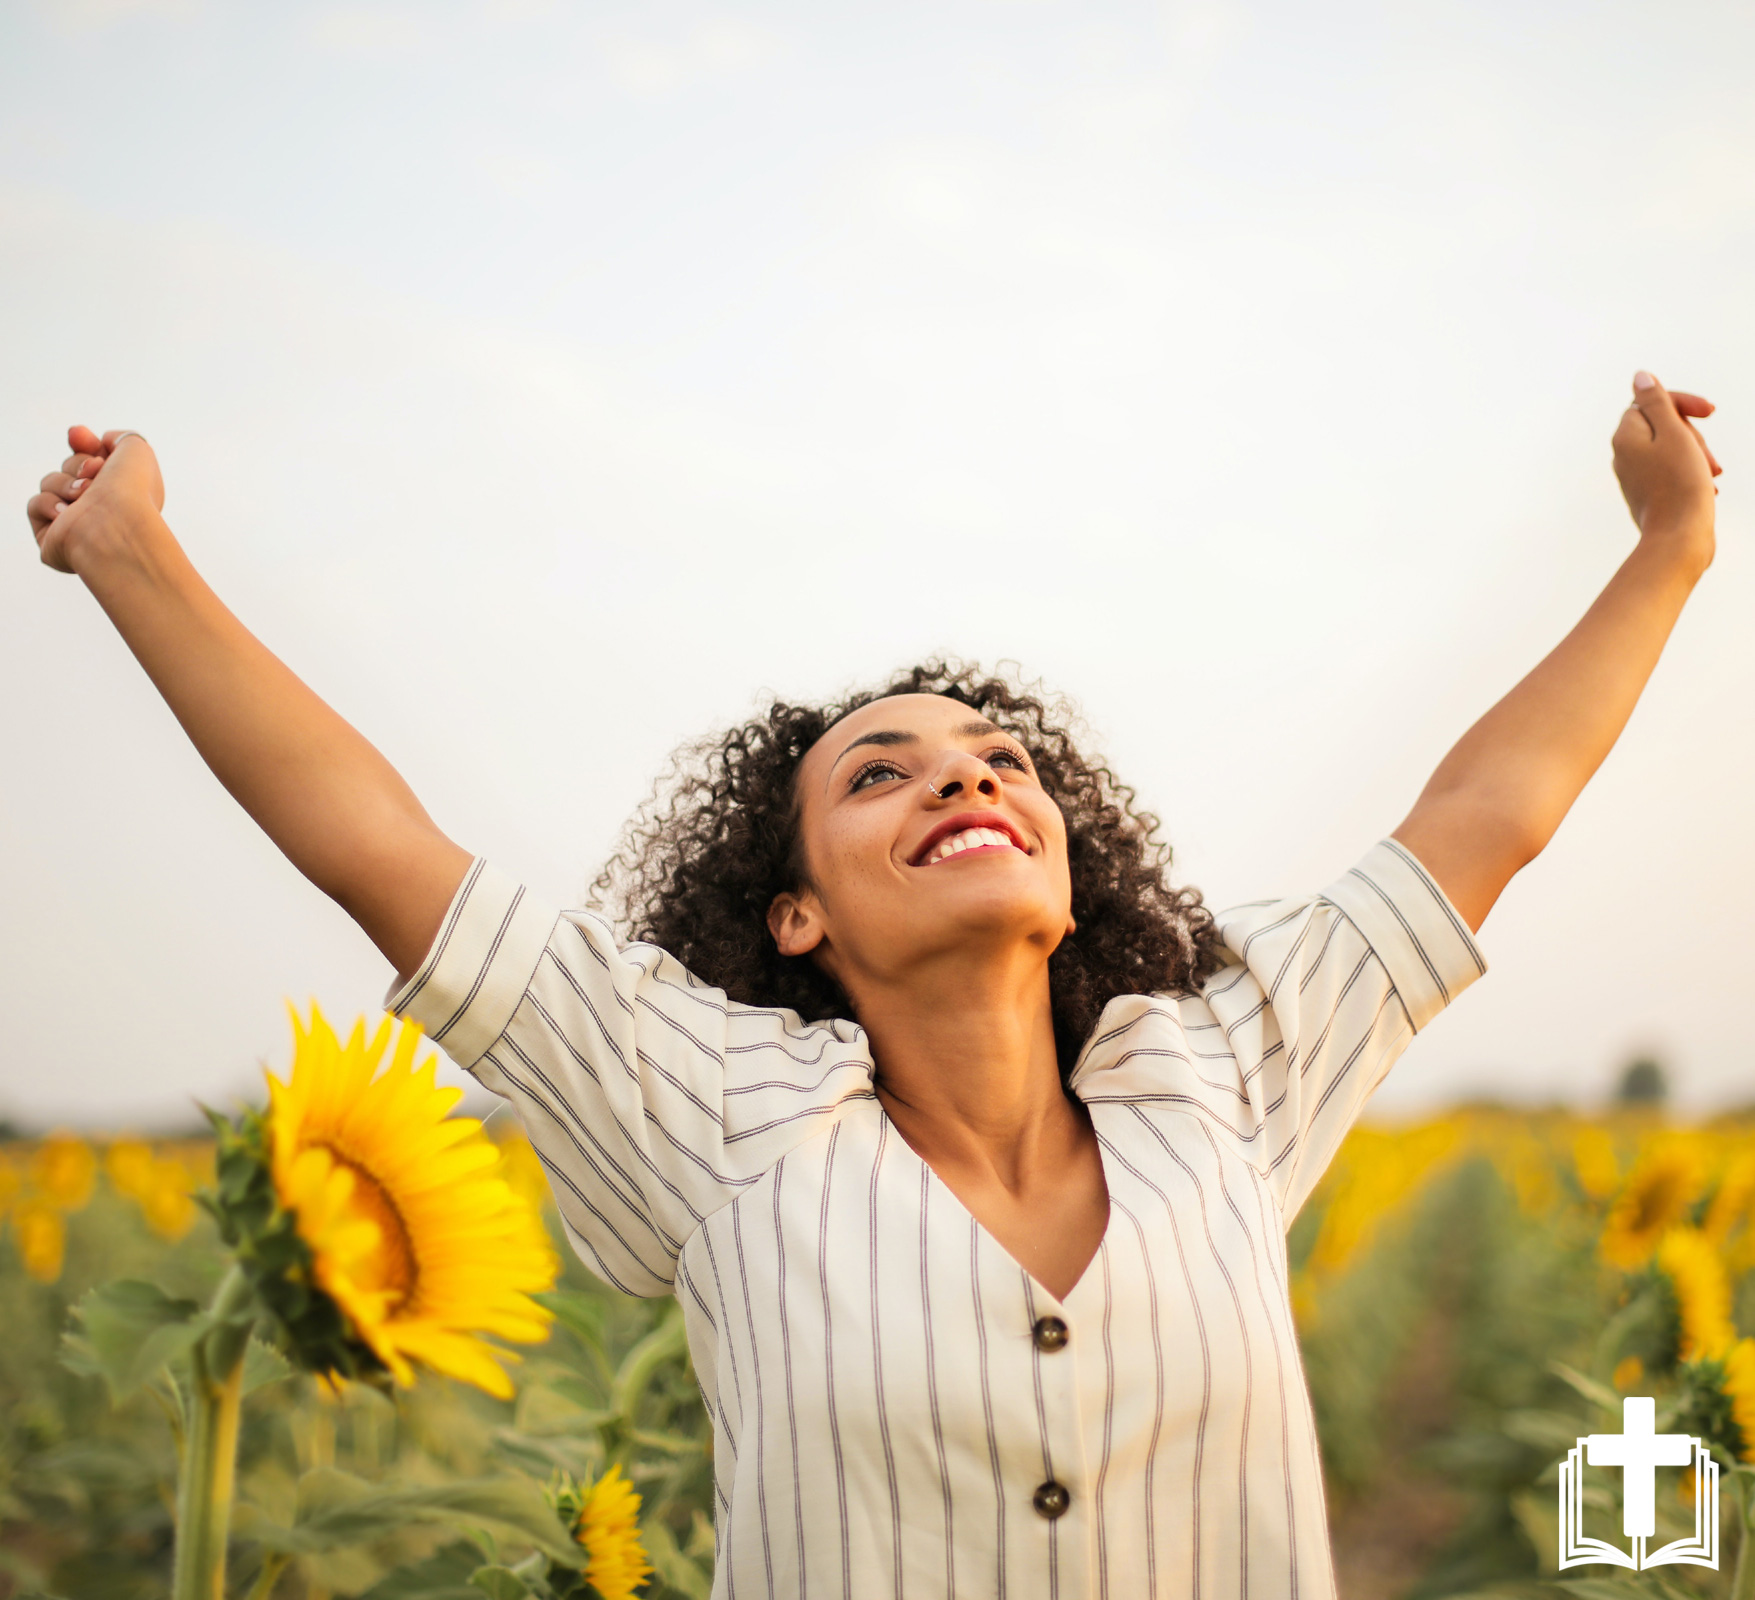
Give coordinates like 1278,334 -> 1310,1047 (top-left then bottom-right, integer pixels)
927,752 -> 998,801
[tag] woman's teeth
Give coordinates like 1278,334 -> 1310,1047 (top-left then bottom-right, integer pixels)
927,827 -> 1015,864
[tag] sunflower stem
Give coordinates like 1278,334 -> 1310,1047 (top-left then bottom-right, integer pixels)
241,1551 -> 289,1600
1733,1474 -> 1754,1600
171,1266 -> 255,1600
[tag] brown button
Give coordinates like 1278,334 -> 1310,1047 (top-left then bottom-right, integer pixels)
1033,1480 -> 1071,1520
1032,1315 -> 1069,1353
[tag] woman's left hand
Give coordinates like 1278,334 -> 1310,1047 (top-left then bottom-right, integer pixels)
1613,372 -> 1719,573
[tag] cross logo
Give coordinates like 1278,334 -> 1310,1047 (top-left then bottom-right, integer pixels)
1558,1397 -> 1719,1570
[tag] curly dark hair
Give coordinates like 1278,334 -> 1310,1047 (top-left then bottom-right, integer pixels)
592,661 -> 1228,1079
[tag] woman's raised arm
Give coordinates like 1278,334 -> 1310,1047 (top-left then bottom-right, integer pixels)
1391,373 -> 1721,934
27,426 -> 472,982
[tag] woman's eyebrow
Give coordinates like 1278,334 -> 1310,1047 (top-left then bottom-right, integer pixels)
832,729 -> 917,771
830,720 -> 1005,773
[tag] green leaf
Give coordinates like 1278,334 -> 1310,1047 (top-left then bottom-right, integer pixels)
356,1543 -> 487,1599
1548,1361 -> 1626,1418
611,1302 -> 688,1418
235,1468 -> 582,1564
67,1280 -> 208,1403
544,1378 -> 611,1413
241,1336 -> 293,1397
641,1516 -> 711,1600
1501,1408 -> 1589,1453
536,1290 -> 606,1351
468,1566 -> 538,1600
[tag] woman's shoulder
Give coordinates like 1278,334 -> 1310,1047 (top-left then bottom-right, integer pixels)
558,905 -> 875,1080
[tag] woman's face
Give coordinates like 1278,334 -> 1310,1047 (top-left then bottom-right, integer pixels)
769,694 -> 1075,990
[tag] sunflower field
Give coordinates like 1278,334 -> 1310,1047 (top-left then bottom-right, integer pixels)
6,1028 -> 1755,1598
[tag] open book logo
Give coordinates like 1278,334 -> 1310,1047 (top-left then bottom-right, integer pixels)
1558,1396 -> 1719,1570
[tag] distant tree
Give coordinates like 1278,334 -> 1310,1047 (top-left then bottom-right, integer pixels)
1616,1056 -> 1669,1106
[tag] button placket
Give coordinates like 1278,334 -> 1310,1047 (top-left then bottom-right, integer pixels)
1025,1299 -> 1084,1531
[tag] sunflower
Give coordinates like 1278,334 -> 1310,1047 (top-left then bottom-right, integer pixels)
1706,1150 -> 1755,1245
12,1199 -> 66,1283
265,1005 -> 558,1396
1601,1143 -> 1708,1269
140,1158 -> 198,1241
103,1137 -> 155,1202
30,1134 -> 96,1210
209,1005 -> 556,1396
1572,1125 -> 1620,1203
574,1465 -> 654,1600
1657,1227 -> 1736,1361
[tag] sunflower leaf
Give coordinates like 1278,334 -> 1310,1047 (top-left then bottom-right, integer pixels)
355,1542 -> 485,1599
236,1469 -> 583,1565
66,1280 -> 208,1403
241,1335 -> 293,1397
1548,1361 -> 1626,1418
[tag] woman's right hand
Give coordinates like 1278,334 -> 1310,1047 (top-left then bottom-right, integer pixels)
27,425 -> 166,575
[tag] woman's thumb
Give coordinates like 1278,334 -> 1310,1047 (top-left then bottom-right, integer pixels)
1631,370 -> 1683,437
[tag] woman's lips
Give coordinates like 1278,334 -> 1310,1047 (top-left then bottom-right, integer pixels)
910,813 -> 1029,866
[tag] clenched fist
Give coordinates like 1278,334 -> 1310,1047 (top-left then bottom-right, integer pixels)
26,424 -> 165,575
1613,372 -> 1719,574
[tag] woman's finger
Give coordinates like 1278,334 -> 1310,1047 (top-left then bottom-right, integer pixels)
26,490 -> 64,536
1617,402 -> 1655,446
66,423 -> 105,458
38,470 -> 86,500
1670,391 -> 1716,418
1682,416 -> 1723,477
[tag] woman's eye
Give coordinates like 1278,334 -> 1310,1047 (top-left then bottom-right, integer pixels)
849,762 -> 906,792
986,749 -> 1029,773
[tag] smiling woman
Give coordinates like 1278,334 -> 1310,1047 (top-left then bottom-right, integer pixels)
23,370 -> 1721,1598
594,661 -> 1225,1076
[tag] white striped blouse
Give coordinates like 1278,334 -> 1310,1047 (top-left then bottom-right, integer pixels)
390,836 -> 1486,1600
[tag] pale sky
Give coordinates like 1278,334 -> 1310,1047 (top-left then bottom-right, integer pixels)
2,0 -> 1752,1128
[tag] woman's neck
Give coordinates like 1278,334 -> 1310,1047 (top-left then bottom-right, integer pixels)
851,951 -> 1078,1195
847,948 -> 1110,1300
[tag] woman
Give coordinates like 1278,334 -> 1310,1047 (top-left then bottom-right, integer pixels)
25,374 -> 1721,1598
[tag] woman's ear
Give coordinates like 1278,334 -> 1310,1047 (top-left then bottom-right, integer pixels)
767,889 -> 826,958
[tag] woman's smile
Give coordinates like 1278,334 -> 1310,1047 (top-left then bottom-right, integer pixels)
911,812 -> 1031,867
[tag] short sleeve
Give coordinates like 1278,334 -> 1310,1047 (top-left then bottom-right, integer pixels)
388,860 -> 878,1297
1205,837 -> 1486,1220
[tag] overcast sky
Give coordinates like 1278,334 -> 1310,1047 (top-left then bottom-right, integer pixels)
2,0 -> 1751,1128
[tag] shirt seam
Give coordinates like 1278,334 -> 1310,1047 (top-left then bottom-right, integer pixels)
665,1095 -> 872,1273
1314,894 -> 1417,1036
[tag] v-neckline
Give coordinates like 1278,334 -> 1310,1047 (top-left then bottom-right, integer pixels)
874,1099 -> 1114,1308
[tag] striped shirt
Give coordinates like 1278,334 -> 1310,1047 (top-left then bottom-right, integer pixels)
391,837 -> 1485,1599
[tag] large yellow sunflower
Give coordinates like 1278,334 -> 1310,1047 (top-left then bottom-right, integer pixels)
1656,1227 -> 1735,1361
268,1005 -> 556,1397
1600,1143 -> 1708,1270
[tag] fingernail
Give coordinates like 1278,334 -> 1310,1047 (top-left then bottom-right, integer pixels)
68,478 -> 83,493
1634,370 -> 1656,391
49,502 -> 61,517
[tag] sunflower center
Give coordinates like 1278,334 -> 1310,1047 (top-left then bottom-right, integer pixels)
1631,1174 -> 1683,1234
330,1151 -> 419,1311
